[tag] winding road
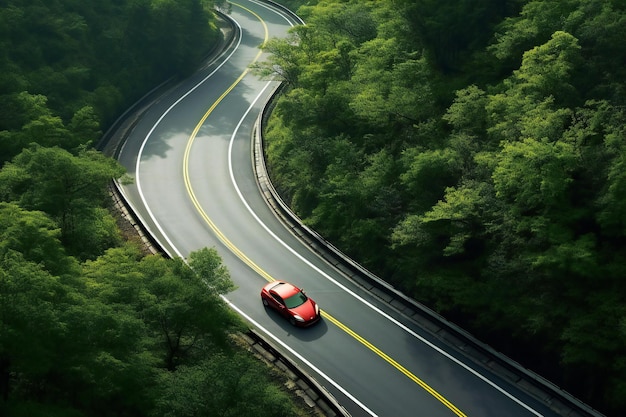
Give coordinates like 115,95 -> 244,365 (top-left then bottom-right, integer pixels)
116,2 -> 566,416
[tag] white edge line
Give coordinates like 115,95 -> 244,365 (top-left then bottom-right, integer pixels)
221,295 -> 378,417
127,1 -> 542,416
131,15 -> 244,260
115,184 -> 174,259
127,4 -> 378,417
225,38 -> 546,417
248,0 -> 304,25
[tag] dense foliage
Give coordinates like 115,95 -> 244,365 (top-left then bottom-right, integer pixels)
0,229 -> 300,416
0,0 -> 222,164
263,0 -> 626,414
1,1 -> 304,416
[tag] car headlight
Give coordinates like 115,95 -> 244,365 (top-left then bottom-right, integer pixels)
293,315 -> 305,322
315,304 -> 320,315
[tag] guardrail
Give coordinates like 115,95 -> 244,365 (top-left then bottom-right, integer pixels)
99,1 -> 606,415
245,330 -> 351,417
263,0 -> 306,25
253,85 -> 606,417
99,5 -> 351,417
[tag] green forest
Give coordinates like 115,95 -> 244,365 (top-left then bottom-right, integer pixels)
260,0 -> 626,415
0,1 -> 304,416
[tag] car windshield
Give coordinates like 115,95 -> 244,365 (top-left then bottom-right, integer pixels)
284,291 -> 307,309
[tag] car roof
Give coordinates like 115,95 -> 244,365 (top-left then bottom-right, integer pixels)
269,281 -> 300,299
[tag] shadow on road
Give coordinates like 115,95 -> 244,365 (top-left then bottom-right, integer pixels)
262,304 -> 328,341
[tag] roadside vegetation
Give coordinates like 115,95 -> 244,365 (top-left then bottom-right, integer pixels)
263,1 -> 626,415
0,1 -> 304,416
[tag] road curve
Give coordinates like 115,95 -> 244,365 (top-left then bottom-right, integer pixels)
116,2 -> 565,416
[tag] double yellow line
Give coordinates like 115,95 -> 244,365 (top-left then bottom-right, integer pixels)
324,311 -> 464,415
182,3 -> 466,416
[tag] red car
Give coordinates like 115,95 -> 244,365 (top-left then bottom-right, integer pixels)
261,281 -> 321,327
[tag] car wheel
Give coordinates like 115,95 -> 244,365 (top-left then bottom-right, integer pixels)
289,317 -> 296,326
262,298 -> 269,307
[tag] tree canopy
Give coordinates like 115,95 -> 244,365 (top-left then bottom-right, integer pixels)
0,1 -> 307,416
1,236 -> 302,416
0,0 -> 221,164
261,0 -> 626,414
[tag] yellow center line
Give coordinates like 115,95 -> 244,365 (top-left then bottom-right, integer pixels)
323,311 -> 466,416
182,3 -> 466,416
183,2 -> 272,280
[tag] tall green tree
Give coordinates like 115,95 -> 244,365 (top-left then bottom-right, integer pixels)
263,0 -> 626,414
155,353 -> 301,417
83,247 -> 240,371
0,145 -> 125,258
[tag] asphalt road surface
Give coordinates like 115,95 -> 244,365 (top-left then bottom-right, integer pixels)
116,1 -> 564,416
